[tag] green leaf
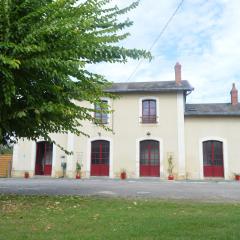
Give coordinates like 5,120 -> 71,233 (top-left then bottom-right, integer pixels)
0,0 -> 151,147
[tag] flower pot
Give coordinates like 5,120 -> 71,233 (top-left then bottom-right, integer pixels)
76,172 -> 81,179
24,172 -> 29,178
120,172 -> 126,180
235,175 -> 240,181
168,175 -> 174,180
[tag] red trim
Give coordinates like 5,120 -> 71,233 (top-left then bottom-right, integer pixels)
91,164 -> 109,176
140,165 -> 160,177
204,166 -> 224,177
44,165 -> 52,176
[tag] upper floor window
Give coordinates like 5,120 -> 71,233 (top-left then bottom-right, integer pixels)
142,99 -> 157,123
94,100 -> 108,124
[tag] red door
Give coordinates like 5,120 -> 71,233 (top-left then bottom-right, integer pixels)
35,142 -> 53,176
91,140 -> 109,176
140,140 -> 160,177
203,141 -> 224,177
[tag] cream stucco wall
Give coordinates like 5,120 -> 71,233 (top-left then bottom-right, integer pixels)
185,117 -> 240,180
12,133 -> 67,178
74,92 -> 183,179
12,91 -> 186,179
12,93 -> 240,180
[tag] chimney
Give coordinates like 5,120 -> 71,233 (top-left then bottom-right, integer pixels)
175,62 -> 181,85
230,83 -> 238,106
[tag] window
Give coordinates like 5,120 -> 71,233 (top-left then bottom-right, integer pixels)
94,100 -> 108,124
142,99 -> 157,123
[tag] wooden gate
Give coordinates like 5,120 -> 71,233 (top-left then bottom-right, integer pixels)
0,154 -> 12,177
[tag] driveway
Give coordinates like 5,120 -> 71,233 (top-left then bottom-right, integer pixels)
0,178 -> 240,202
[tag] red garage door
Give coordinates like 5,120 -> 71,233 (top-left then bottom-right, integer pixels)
91,140 -> 109,176
35,141 -> 53,176
203,140 -> 224,177
140,140 -> 160,177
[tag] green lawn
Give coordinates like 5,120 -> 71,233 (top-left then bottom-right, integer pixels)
0,195 -> 240,240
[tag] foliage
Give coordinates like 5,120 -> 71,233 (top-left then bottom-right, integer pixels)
233,172 -> 240,176
0,0 -> 151,146
167,154 -> 174,176
76,161 -> 82,173
61,162 -> 67,170
0,144 -> 12,154
1,195 -> 240,240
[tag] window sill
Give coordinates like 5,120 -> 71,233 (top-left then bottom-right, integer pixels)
140,123 -> 159,126
140,116 -> 159,125
141,122 -> 158,124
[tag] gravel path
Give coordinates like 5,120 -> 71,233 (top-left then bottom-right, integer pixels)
0,178 -> 240,202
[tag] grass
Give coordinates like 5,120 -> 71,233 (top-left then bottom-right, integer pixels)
0,195 -> 240,240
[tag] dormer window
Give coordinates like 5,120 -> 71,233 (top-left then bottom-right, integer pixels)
94,100 -> 108,124
142,99 -> 157,123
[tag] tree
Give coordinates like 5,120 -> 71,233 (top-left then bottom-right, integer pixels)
0,144 -> 12,154
0,0 -> 151,146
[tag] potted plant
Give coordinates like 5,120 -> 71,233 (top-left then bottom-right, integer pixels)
61,162 -> 67,178
234,173 -> 240,181
120,169 -> 127,180
24,171 -> 29,178
76,162 -> 82,179
167,155 -> 174,180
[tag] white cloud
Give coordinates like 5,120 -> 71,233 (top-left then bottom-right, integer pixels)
87,0 -> 240,103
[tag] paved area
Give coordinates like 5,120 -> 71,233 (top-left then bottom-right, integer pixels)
0,178 -> 240,202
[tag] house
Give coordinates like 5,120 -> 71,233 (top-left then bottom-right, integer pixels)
12,63 -> 240,180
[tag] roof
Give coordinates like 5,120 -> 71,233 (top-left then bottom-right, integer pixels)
185,103 -> 240,116
105,80 -> 193,93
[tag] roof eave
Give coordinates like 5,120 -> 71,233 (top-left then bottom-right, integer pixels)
105,88 -> 194,93
185,113 -> 240,117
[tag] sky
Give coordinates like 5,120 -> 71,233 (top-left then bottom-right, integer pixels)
88,0 -> 240,103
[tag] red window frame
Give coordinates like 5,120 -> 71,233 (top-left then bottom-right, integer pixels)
94,100 -> 108,124
142,99 -> 157,123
